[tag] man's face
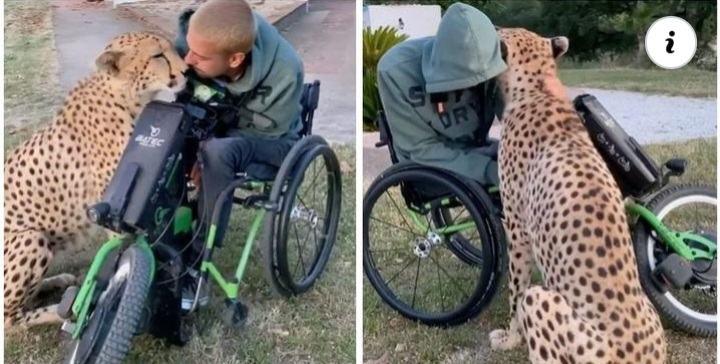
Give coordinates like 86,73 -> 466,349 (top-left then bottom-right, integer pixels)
185,27 -> 237,79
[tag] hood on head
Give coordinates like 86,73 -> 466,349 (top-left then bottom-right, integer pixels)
422,3 -> 507,94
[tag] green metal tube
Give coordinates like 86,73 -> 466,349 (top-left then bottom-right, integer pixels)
72,236 -> 123,317
436,221 -> 476,235
626,201 -> 715,260
202,261 -> 239,299
235,210 -> 266,283
71,236 -> 123,338
408,209 -> 429,231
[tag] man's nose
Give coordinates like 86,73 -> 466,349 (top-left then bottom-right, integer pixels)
184,52 -> 195,66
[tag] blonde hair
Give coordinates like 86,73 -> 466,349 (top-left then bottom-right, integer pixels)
190,0 -> 256,54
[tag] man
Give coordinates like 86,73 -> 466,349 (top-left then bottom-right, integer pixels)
377,2 -> 506,186
175,0 -> 304,308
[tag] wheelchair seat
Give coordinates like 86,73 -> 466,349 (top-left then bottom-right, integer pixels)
245,162 -> 278,182
238,80 -> 320,183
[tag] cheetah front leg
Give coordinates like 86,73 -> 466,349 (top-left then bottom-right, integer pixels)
518,286 -> 613,364
490,215 -> 534,350
4,230 -> 63,331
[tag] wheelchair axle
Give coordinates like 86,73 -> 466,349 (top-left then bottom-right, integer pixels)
290,205 -> 319,228
412,231 -> 442,259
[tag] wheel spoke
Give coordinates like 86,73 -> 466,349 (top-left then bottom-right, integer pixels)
312,159 -> 318,209
369,216 -> 425,238
293,223 -> 308,278
423,212 -> 432,235
383,258 -> 415,288
370,247 -> 409,254
450,205 -> 468,226
436,257 -> 445,311
411,257 -> 421,309
429,254 -> 471,302
385,189 -> 422,236
311,222 -> 321,260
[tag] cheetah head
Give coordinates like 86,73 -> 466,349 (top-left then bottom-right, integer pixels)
496,28 -> 568,101
95,32 -> 188,101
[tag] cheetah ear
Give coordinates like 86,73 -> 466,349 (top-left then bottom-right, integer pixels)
96,50 -> 124,75
551,36 -> 569,59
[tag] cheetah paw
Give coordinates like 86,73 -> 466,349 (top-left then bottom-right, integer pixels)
489,329 -> 522,350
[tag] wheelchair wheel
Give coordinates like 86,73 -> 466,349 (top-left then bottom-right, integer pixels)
633,183 -> 717,337
263,136 -> 342,296
363,165 -> 502,326
64,245 -> 152,364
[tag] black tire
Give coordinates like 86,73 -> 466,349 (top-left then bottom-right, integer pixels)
276,144 -> 341,293
363,165 -> 502,326
64,245 -> 153,364
633,183 -> 717,337
263,136 -> 342,296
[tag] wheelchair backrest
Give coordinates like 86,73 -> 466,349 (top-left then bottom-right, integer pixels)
300,80 -> 321,136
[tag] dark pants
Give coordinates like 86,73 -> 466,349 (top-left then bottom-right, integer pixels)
192,135 -> 296,261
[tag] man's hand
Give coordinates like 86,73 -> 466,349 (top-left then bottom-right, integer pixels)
190,162 -> 202,187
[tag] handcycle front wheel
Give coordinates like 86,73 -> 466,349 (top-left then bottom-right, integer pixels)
64,245 -> 153,364
363,165 -> 502,326
633,183 -> 717,337
262,136 -> 342,297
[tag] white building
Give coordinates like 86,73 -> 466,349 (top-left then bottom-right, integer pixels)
363,4 -> 442,39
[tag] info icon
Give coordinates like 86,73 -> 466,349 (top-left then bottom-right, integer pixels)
645,16 -> 697,69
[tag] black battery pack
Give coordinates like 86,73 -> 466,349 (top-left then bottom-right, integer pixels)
574,94 -> 661,196
96,101 -> 189,233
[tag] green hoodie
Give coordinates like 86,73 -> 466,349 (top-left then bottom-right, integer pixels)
376,3 -> 506,185
176,9 -> 303,139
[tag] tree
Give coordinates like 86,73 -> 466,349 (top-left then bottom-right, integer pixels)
362,26 -> 408,130
596,0 -> 716,65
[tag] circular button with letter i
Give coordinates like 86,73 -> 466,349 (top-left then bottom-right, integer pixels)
645,16 -> 697,69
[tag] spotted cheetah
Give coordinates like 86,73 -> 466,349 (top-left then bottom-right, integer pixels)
489,28 -> 666,364
4,32 -> 188,330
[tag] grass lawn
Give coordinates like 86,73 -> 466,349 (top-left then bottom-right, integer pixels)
558,67 -> 717,99
4,0 -> 63,148
4,1 -> 356,362
363,137 -> 717,364
5,145 -> 356,364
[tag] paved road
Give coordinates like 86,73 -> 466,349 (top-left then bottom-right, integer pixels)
51,0 -> 149,93
276,0 -> 356,144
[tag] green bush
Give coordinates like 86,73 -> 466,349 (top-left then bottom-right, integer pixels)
363,26 -> 408,131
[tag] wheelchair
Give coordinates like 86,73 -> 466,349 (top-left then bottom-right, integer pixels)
363,110 -> 506,326
365,95 -> 717,336
60,80 -> 343,363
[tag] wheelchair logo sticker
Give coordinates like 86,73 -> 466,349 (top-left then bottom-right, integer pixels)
135,125 -> 165,148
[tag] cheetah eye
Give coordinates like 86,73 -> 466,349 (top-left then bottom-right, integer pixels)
152,53 -> 165,59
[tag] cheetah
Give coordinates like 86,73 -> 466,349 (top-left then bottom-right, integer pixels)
4,32 -> 188,330
489,28 -> 666,364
